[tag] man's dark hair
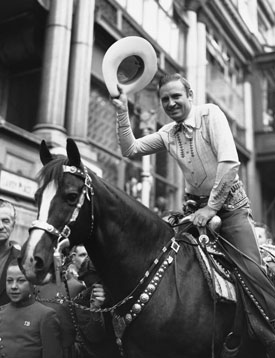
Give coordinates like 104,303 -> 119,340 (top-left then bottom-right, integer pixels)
0,199 -> 16,222
70,244 -> 85,256
158,73 -> 191,95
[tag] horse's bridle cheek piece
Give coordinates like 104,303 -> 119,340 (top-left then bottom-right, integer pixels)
29,165 -> 95,281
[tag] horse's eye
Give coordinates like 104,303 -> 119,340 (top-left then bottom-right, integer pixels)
66,193 -> 79,205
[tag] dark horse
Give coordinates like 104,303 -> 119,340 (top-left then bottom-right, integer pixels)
19,139 -> 264,358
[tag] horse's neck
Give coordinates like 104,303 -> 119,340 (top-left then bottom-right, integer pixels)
91,214 -> 173,299
88,181 -> 174,298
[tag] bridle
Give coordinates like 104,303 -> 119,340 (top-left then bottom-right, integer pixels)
30,164 -> 95,246
29,164 -> 95,285
29,164 -> 97,348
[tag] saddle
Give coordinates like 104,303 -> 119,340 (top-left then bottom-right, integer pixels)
174,216 -> 237,303
163,203 -> 275,357
162,204 -> 236,302
165,206 -> 275,309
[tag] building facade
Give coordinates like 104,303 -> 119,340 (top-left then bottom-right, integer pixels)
0,0 -> 274,245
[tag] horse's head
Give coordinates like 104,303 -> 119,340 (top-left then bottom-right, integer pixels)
19,138 -> 92,284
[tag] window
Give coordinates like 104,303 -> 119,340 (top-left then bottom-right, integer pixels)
206,30 -> 245,124
143,0 -> 158,38
158,8 -> 171,49
115,0 -> 183,63
127,0 -> 143,24
237,0 -> 257,33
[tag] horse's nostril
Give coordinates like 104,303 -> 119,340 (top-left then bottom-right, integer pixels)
34,256 -> 44,270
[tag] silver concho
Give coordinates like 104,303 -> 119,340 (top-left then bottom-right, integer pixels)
140,293 -> 150,303
132,303 -> 142,313
125,313 -> 133,323
147,283 -> 156,293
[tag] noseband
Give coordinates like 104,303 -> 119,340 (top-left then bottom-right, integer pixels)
30,164 -> 94,249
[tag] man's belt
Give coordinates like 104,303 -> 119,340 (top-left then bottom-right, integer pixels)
185,194 -> 209,207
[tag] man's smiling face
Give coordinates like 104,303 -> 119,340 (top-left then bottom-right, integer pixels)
159,79 -> 193,123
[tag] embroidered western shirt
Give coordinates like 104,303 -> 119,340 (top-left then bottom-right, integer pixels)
117,103 -> 240,211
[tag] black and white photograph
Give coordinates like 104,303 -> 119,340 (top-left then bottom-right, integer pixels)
0,0 -> 275,357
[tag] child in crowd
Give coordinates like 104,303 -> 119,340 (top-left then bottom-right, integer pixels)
0,259 -> 63,358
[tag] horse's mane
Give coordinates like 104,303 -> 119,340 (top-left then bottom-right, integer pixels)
90,167 -> 167,229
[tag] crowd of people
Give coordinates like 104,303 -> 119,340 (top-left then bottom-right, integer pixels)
0,199 -> 119,358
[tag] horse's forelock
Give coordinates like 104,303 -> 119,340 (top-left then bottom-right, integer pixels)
37,157 -> 68,190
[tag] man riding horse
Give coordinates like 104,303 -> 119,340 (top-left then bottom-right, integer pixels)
112,73 -> 275,357
18,137 -> 268,358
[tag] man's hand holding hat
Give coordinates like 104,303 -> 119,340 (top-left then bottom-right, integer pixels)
112,86 -> 128,114
102,36 -> 157,97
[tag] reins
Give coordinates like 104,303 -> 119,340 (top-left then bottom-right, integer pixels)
207,225 -> 265,271
32,164 -> 182,315
38,236 -> 182,313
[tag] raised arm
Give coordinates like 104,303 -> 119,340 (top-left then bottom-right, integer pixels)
112,87 -> 165,158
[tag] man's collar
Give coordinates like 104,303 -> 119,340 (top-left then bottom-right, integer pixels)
184,105 -> 198,128
172,105 -> 196,133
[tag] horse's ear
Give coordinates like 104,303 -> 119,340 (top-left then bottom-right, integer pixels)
40,140 -> 54,166
66,138 -> 81,167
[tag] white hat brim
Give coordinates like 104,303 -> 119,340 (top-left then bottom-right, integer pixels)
102,36 -> 158,97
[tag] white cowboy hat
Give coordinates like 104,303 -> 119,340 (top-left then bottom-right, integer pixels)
102,36 -> 158,97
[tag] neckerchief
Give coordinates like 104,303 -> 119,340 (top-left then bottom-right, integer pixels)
174,122 -> 193,139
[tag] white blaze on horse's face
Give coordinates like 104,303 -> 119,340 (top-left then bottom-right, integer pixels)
23,181 -> 57,282
39,181 -> 57,222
